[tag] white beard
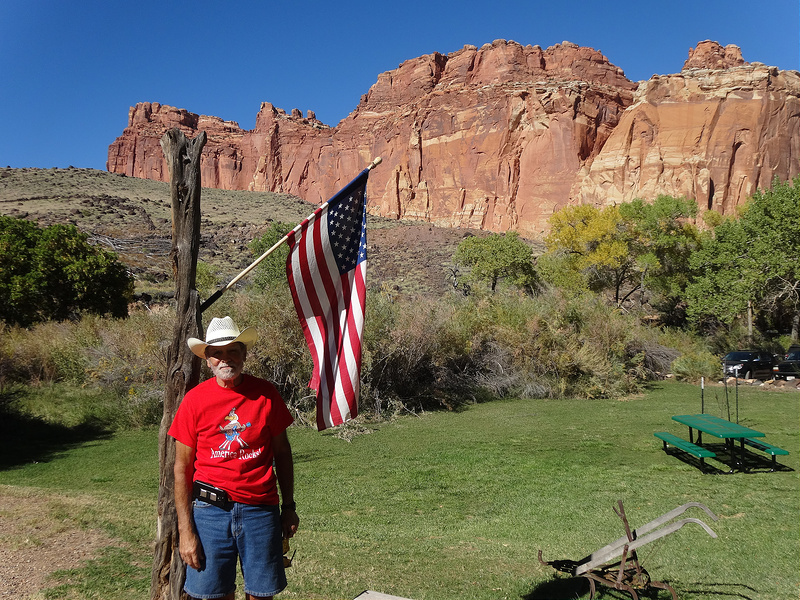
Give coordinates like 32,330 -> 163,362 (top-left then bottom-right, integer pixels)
210,363 -> 241,381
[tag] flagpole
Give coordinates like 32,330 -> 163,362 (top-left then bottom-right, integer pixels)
200,157 -> 382,313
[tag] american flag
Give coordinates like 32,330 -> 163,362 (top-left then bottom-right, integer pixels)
286,169 -> 369,430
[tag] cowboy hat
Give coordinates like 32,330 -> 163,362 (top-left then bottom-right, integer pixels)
187,316 -> 258,358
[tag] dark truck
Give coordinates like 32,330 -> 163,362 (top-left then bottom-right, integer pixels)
772,347 -> 800,380
721,350 -> 777,380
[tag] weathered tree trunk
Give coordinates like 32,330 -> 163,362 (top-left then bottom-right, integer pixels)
151,129 -> 207,600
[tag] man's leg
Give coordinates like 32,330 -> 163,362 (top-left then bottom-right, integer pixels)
184,501 -> 238,599
238,504 -> 286,599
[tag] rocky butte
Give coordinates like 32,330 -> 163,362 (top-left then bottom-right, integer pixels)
107,40 -> 800,238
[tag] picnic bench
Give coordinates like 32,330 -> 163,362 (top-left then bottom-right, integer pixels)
742,437 -> 790,471
654,431 -> 716,470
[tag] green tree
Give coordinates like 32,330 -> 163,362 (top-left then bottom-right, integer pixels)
618,196 -> 701,321
0,217 -> 42,326
0,216 -> 134,326
686,177 -> 800,339
453,232 -> 539,294
249,221 -> 296,289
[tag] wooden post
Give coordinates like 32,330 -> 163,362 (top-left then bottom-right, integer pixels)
151,128 -> 206,600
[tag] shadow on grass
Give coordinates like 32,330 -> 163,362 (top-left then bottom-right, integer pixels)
658,446 -> 728,475
0,400 -> 111,470
680,582 -> 758,599
523,575 -> 675,599
659,442 -> 794,475
523,575 -> 591,600
524,575 -> 757,600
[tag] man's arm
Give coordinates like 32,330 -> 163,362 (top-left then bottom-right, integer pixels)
273,430 -> 299,539
174,440 -> 204,569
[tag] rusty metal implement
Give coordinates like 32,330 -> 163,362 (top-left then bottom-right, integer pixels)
538,500 -> 718,600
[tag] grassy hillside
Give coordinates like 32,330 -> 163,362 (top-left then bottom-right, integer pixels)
0,167 -> 488,298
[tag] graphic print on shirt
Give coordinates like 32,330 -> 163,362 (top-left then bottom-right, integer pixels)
219,407 -> 251,451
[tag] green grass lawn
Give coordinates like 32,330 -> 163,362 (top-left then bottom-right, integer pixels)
1,381 -> 797,600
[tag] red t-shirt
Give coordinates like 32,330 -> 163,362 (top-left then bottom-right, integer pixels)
168,374 -> 294,505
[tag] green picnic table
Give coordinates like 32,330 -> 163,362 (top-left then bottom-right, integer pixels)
672,414 -> 764,472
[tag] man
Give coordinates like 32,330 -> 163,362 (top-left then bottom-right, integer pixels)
169,316 -> 299,600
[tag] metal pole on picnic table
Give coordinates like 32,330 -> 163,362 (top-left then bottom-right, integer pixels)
199,157 -> 382,313
723,374 -> 729,420
728,372 -> 734,421
701,377 -> 704,413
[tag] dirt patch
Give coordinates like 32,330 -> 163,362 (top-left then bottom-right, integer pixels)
369,223 -> 478,296
0,487 -> 118,599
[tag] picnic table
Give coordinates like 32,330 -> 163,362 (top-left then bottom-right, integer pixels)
667,413 -> 788,472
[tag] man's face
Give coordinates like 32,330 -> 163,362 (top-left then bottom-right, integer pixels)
206,342 -> 246,382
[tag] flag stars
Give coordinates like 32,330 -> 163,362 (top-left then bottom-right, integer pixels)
325,184 -> 367,274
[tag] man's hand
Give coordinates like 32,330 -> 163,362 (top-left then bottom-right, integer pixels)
273,430 -> 298,539
281,507 -> 299,539
178,528 -> 205,570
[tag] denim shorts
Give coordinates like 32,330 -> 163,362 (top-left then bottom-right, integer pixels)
185,500 -> 287,599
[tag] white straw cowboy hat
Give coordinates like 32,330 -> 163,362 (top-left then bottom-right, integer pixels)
187,316 -> 258,358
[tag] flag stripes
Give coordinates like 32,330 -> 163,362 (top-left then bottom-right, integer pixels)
286,169 -> 369,430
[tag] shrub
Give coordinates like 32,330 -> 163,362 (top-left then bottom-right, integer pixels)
195,261 -> 220,297
249,222 -> 296,290
0,310 -> 171,429
0,216 -> 134,326
463,290 -> 666,400
671,350 -> 722,383
1,284 -> 715,431
362,292 -> 477,413
0,321 -> 93,383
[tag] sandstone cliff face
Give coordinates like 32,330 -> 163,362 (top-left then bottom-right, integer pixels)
107,40 -> 800,237
578,42 -> 800,214
328,41 -> 636,235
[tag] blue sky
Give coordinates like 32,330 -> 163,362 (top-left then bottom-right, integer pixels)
1,0 -> 798,170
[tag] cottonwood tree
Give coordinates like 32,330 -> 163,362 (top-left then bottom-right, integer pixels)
686,177 -> 800,340
542,203 -> 633,305
618,196 -> 701,322
541,196 -> 700,317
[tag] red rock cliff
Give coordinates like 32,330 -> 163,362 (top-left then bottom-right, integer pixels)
578,41 -> 800,215
107,40 -> 800,237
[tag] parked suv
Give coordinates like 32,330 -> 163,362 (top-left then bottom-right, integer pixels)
721,350 -> 777,380
772,348 -> 800,380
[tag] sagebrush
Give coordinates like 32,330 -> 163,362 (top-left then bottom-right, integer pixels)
1,286 -> 699,431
